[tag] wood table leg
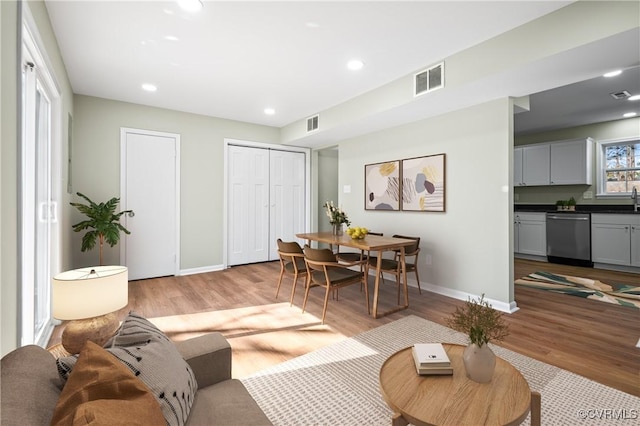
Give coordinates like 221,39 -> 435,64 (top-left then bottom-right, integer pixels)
391,412 -> 408,426
531,391 -> 541,426
400,246 -> 409,307
372,253 -> 382,318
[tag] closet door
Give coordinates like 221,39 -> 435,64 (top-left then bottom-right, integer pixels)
269,150 -> 306,260
228,145 -> 270,265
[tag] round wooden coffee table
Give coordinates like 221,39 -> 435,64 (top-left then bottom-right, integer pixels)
379,344 -> 534,426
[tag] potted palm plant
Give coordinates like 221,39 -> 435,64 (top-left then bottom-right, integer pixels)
70,192 -> 133,265
446,294 -> 509,383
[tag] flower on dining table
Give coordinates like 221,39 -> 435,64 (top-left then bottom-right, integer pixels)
324,201 -> 351,226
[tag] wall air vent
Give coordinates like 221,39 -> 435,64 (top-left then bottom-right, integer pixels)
306,114 -> 319,133
414,62 -> 444,97
610,90 -> 631,100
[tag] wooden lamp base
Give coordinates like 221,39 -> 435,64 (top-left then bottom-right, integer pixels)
61,312 -> 120,354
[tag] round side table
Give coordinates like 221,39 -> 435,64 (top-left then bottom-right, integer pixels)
379,344 -> 537,426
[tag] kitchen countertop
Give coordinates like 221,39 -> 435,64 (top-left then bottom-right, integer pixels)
515,204 -> 639,214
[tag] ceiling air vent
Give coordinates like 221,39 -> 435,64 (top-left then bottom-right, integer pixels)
610,90 -> 631,100
415,62 -> 444,97
307,114 -> 319,133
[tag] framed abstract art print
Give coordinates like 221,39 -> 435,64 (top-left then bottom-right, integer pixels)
401,153 -> 446,212
364,161 -> 400,211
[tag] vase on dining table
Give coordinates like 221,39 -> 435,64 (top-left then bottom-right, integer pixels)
332,223 -> 343,236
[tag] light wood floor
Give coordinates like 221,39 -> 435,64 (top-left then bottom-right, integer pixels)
48,259 -> 640,396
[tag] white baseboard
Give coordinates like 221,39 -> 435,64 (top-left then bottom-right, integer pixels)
514,253 -> 547,262
419,281 -> 519,314
366,271 -> 518,313
179,264 -> 225,276
593,263 -> 640,274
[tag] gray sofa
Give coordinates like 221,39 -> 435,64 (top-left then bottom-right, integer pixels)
1,332 -> 272,425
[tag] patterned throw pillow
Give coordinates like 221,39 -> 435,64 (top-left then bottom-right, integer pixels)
57,312 -> 198,426
51,340 -> 165,426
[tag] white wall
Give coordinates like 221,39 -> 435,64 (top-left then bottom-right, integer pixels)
337,98 -> 515,309
1,0 -> 18,356
72,95 -> 281,270
317,149 -> 339,234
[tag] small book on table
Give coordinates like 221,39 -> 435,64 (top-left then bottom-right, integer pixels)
411,343 -> 453,376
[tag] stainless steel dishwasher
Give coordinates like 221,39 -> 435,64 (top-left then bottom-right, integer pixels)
546,212 -> 592,267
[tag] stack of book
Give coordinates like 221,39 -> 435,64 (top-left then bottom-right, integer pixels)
411,343 -> 453,375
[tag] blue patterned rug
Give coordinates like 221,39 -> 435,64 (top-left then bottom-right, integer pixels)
515,271 -> 640,310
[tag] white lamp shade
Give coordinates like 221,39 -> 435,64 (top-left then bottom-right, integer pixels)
52,266 -> 128,320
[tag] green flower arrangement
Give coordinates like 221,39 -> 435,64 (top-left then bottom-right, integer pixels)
446,294 -> 509,347
323,201 -> 350,226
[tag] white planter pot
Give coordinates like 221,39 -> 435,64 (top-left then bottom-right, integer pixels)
462,343 -> 496,383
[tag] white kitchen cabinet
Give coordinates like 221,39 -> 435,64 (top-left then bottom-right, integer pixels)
591,214 -> 640,267
632,224 -> 640,267
513,138 -> 592,187
592,223 -> 631,265
514,148 -> 523,186
522,145 -> 550,186
514,212 -> 546,257
549,138 -> 593,185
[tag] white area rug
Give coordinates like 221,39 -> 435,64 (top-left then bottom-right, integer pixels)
242,315 -> 640,425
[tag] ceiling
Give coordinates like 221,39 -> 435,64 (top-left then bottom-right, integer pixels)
43,1 -> 639,144
515,65 -> 640,136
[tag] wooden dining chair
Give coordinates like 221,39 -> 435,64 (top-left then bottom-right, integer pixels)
335,232 -> 384,293
275,239 -> 307,306
302,246 -> 369,324
369,235 -> 421,304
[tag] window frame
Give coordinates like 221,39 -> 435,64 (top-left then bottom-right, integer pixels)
596,136 -> 640,198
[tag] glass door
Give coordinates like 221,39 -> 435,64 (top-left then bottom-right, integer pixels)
34,83 -> 53,342
21,14 -> 60,347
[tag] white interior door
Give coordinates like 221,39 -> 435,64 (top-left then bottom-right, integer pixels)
269,150 -> 306,259
121,128 -> 179,280
228,145 -> 270,266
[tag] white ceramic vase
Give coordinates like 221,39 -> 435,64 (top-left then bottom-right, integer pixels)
462,343 -> 496,383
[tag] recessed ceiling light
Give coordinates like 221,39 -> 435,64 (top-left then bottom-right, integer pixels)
603,70 -> 622,78
142,83 -> 157,92
306,22 -> 320,28
623,112 -> 637,118
347,60 -> 364,71
629,95 -> 640,101
177,0 -> 202,12
264,108 -> 275,115
163,8 -> 174,15
164,36 -> 179,42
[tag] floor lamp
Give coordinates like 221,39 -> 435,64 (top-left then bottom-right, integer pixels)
52,266 -> 128,354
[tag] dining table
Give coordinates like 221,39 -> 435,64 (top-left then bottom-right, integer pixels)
295,232 -> 417,319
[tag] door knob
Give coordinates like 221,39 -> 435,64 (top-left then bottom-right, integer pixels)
128,211 -> 135,217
